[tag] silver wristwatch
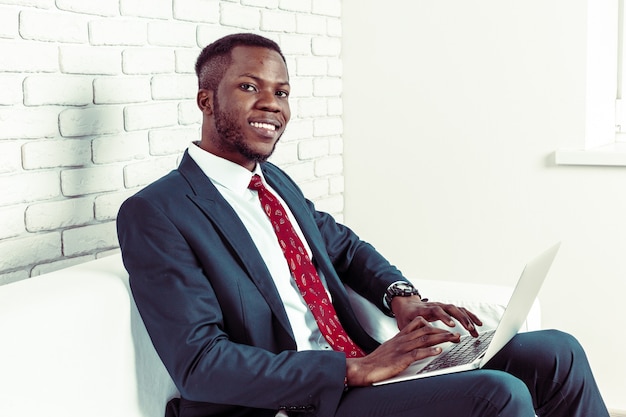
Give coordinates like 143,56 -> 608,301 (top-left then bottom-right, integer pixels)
383,282 -> 423,316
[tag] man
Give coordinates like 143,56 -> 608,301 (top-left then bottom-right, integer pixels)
117,33 -> 609,417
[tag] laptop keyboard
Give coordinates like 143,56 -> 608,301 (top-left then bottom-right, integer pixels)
418,329 -> 495,374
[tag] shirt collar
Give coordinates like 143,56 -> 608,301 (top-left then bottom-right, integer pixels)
187,142 -> 264,195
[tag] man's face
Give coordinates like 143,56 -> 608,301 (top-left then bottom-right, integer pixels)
200,45 -> 291,170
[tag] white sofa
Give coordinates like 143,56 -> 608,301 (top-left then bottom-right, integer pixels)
0,253 -> 540,417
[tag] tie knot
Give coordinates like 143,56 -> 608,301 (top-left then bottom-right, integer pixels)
248,174 -> 263,191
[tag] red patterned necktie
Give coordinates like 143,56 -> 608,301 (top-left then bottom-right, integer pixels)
248,174 -> 365,357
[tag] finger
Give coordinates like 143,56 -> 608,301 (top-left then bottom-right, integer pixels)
463,308 -> 483,326
411,345 -> 444,362
400,315 -> 431,334
401,327 -> 461,350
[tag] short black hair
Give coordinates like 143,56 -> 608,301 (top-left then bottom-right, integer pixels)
195,33 -> 287,90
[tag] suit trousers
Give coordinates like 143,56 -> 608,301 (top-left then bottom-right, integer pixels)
334,330 -> 609,417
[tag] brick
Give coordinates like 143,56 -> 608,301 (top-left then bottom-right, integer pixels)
0,41 -> 58,73
122,48 -> 175,74
173,0 -> 219,23
313,116 -> 342,136
96,248 -> 121,258
329,174 -> 344,194
220,2 -> 259,29
89,19 -> 147,46
0,6 -> 19,39
149,127 -> 197,155
298,137 -> 329,159
328,135 -> 343,155
25,197 -> 94,232
60,45 -> 121,75
59,106 -> 124,137
281,160 -> 314,182
299,178 -> 328,199
124,102 -> 179,131
312,0 -> 341,17
56,0 -> 119,17
0,171 -> 60,206
0,0 -> 53,9
62,221 -> 118,256
297,98 -> 327,118
61,165 -> 124,197
314,154 -> 342,176
296,14 -> 326,35
196,25 -> 239,48
327,57 -> 342,76
0,141 -> 21,174
260,10 -> 297,33
152,74 -> 197,100
241,0 -> 278,8
0,74 -> 23,105
312,36 -> 340,56
0,205 -> 25,239
313,194 -> 342,215
0,270 -> 28,286
278,0 -> 310,13
23,75 -> 93,106
0,107 -> 59,139
175,48 -> 200,73
148,21 -> 197,47
95,189 -> 136,220
281,118 -> 313,141
0,232 -> 61,270
327,97 -> 342,116
289,76 -> 313,98
30,254 -> 94,276
267,140 -> 297,165
120,0 -> 172,19
178,100 -> 202,125
92,131 -> 149,164
295,56 -> 327,76
278,34 -> 311,55
123,156 -> 178,188
327,17 -> 341,36
313,77 -> 342,97
22,139 -> 91,169
19,9 -> 89,43
93,76 -> 151,104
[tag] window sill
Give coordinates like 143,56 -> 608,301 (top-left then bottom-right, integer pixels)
555,142 -> 626,167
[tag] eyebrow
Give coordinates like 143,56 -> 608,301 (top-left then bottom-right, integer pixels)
238,73 -> 290,87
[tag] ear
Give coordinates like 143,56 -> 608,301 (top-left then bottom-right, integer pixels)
197,89 -> 214,115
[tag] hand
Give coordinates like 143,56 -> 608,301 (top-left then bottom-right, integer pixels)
346,316 -> 460,386
391,296 -> 483,337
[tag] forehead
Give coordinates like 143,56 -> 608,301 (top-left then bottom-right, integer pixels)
224,45 -> 289,81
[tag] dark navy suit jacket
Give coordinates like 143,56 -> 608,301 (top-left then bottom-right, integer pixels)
117,151 -> 408,417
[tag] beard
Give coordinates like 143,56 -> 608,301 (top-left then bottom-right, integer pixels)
213,96 -> 280,164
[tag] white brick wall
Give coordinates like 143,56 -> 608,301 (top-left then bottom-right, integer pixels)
0,0 -> 344,282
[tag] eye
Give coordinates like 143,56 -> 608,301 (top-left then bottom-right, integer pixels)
275,90 -> 289,98
240,83 -> 257,92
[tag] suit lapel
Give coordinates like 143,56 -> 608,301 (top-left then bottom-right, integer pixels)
261,166 -> 343,296
178,153 -> 295,344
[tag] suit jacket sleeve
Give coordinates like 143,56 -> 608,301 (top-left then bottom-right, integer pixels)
117,189 -> 346,416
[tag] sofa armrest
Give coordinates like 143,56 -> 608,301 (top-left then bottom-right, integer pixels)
347,278 -> 541,343
0,254 -> 178,417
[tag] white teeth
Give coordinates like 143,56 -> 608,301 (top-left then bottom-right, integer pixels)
250,122 -> 276,131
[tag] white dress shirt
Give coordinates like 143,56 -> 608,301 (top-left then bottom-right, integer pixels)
188,143 -> 334,354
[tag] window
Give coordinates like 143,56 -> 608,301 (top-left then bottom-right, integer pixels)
555,0 -> 626,166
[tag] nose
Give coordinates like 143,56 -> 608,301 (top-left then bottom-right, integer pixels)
256,90 -> 282,113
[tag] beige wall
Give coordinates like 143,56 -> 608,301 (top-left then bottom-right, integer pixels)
343,0 -> 626,411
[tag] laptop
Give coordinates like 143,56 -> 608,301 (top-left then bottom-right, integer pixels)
373,242 -> 561,386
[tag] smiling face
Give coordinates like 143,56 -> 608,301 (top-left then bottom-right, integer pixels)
197,45 -> 291,171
